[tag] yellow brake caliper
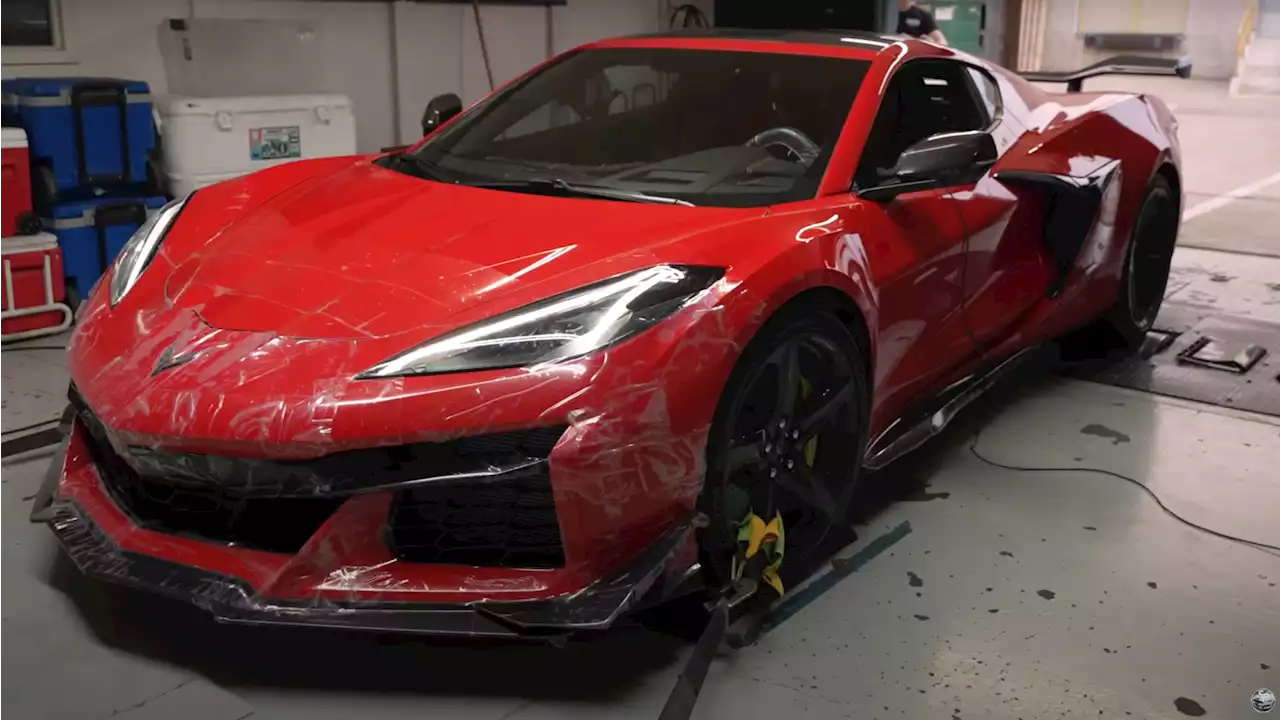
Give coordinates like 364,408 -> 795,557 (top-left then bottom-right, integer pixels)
799,375 -> 818,468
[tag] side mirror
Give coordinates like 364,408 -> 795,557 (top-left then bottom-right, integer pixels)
422,93 -> 463,136
859,131 -> 997,201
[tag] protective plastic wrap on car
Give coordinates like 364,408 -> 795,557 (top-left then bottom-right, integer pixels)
30,247 -> 748,637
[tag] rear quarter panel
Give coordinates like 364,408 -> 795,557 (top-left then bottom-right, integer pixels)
978,65 -> 1182,346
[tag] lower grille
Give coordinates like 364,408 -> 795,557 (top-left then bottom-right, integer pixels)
102,471 -> 344,553
69,386 -> 567,562
387,468 -> 566,569
73,399 -> 341,553
66,386 -> 345,548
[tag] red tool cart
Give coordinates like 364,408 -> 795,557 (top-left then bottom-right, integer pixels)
2,232 -> 73,342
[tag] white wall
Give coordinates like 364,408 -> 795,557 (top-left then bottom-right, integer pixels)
193,1 -> 398,153
1185,0 -> 1253,78
983,0 -> 1007,64
4,0 -> 188,88
1035,0 -> 1082,71
1035,0 -> 1250,79
391,1 -> 550,147
3,0 -> 713,151
392,0 -> 711,144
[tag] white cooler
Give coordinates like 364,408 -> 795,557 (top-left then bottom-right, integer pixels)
156,94 -> 356,197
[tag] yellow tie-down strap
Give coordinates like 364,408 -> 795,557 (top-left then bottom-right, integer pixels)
735,511 -> 786,596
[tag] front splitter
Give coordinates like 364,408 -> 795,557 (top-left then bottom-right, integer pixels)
31,455 -> 705,639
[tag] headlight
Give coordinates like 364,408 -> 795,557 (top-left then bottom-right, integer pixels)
109,196 -> 189,306
358,264 -> 723,378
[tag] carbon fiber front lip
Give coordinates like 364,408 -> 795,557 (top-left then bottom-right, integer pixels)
30,449 -> 704,638
35,493 -> 526,637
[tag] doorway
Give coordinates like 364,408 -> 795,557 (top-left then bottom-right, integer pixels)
713,0 -> 880,33
919,1 -> 987,55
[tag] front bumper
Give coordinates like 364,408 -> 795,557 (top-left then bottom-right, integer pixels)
31,430 -> 704,638
46,296 -> 736,636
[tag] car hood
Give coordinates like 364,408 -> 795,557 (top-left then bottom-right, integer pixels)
166,161 -> 751,340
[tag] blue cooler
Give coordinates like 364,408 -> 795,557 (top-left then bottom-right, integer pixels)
4,78 -> 156,206
44,196 -> 168,300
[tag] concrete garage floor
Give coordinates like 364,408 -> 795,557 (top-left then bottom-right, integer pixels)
4,77 -> 1279,720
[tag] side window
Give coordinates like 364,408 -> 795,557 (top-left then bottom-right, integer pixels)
966,67 -> 1002,126
854,60 -> 989,189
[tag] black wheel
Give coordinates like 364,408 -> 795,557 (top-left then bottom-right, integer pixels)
699,301 -> 870,594
1061,176 -> 1178,358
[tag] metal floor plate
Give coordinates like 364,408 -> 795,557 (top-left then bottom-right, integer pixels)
1068,302 -> 1280,417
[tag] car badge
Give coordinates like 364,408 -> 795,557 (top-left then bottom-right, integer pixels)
152,344 -> 201,376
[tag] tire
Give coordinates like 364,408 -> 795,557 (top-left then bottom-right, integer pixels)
638,300 -> 870,641
698,300 -> 870,595
1062,175 -> 1178,358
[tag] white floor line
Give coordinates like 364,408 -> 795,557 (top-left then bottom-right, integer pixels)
1182,168 -> 1280,221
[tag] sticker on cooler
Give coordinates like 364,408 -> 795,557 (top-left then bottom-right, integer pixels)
249,126 -> 301,161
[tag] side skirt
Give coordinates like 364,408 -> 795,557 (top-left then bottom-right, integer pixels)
862,347 -> 1038,471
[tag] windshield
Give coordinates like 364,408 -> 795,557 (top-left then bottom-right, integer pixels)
401,47 -> 871,208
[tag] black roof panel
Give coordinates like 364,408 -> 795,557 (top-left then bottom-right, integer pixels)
624,28 -> 896,50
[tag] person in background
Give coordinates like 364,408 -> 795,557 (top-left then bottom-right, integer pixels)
896,0 -> 948,45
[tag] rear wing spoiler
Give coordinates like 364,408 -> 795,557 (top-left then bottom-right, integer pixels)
1018,55 -> 1192,93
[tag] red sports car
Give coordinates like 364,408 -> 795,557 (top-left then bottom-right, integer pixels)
33,30 -> 1188,638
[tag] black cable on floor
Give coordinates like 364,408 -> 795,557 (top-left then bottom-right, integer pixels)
968,431 -> 1280,554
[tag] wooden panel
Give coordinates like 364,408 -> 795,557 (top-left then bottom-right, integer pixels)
1002,0 -> 1023,68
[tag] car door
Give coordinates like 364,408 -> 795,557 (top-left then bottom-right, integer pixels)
947,65 -> 1049,350
851,58 -> 988,422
